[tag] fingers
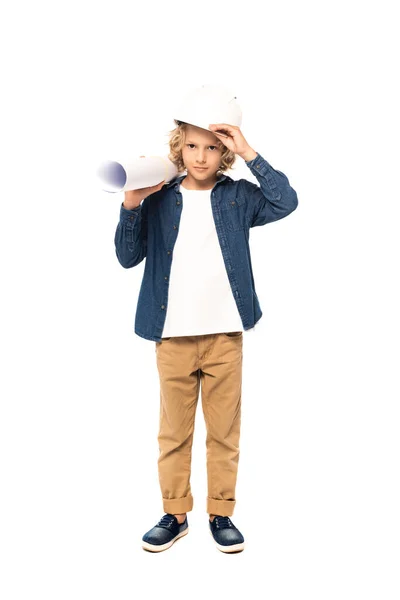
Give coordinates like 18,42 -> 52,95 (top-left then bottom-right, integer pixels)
210,124 -> 238,130
209,124 -> 237,138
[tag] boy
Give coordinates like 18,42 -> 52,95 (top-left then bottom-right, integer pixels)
114,89 -> 298,553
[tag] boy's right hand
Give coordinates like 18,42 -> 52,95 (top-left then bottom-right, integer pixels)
123,156 -> 166,210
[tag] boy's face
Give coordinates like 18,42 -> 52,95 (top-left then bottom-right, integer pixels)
180,124 -> 223,189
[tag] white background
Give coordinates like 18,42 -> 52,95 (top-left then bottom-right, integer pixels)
1,0 -> 399,598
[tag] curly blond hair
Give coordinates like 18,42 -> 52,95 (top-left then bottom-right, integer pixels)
167,120 -> 237,175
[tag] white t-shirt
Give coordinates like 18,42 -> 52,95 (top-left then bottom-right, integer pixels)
161,184 -> 256,338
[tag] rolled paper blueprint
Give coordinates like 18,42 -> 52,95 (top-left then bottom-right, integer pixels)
96,155 -> 179,193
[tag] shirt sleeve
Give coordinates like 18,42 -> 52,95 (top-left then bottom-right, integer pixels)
114,199 -> 148,268
242,153 -> 298,227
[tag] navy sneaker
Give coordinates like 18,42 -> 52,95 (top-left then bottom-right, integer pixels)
142,513 -> 189,552
209,515 -> 245,553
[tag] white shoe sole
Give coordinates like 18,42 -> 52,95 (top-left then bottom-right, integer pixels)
142,527 -> 189,552
209,529 -> 245,552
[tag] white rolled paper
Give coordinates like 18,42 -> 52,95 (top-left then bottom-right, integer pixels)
96,155 -> 179,193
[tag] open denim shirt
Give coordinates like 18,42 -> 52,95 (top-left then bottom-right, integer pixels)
114,152 -> 298,342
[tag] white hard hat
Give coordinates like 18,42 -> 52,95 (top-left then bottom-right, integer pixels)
173,84 -> 242,131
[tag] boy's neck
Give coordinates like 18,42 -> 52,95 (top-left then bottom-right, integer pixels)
180,174 -> 218,191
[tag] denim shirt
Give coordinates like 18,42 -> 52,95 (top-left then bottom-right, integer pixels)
114,152 -> 298,342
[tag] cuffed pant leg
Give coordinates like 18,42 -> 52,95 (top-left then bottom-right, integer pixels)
163,493 -> 194,515
156,338 -> 200,514
200,332 -> 243,517
207,497 -> 236,517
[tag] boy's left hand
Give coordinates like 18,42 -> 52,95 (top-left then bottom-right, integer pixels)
208,124 -> 253,158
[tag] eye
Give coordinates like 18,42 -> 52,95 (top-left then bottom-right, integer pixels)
187,144 -> 217,150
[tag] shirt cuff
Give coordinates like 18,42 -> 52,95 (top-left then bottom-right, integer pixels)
245,152 -> 274,176
119,202 -> 142,222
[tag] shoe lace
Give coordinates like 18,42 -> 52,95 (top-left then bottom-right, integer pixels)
157,514 -> 177,529
214,516 -> 233,529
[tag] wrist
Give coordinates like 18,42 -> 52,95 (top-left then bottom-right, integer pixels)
240,148 -> 258,162
123,201 -> 141,210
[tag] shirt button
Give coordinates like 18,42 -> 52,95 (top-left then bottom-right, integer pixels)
129,216 -> 134,220
176,201 -> 181,205
173,225 -> 177,229
161,305 -> 165,309
256,165 -> 260,169
164,276 -> 168,280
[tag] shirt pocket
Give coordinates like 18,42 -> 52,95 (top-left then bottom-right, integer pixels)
220,194 -> 248,232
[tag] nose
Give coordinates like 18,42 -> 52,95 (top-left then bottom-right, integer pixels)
195,150 -> 206,164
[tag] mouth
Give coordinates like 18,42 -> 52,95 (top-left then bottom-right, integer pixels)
194,167 -> 208,170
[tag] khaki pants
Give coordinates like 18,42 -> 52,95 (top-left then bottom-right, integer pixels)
155,332 -> 243,517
